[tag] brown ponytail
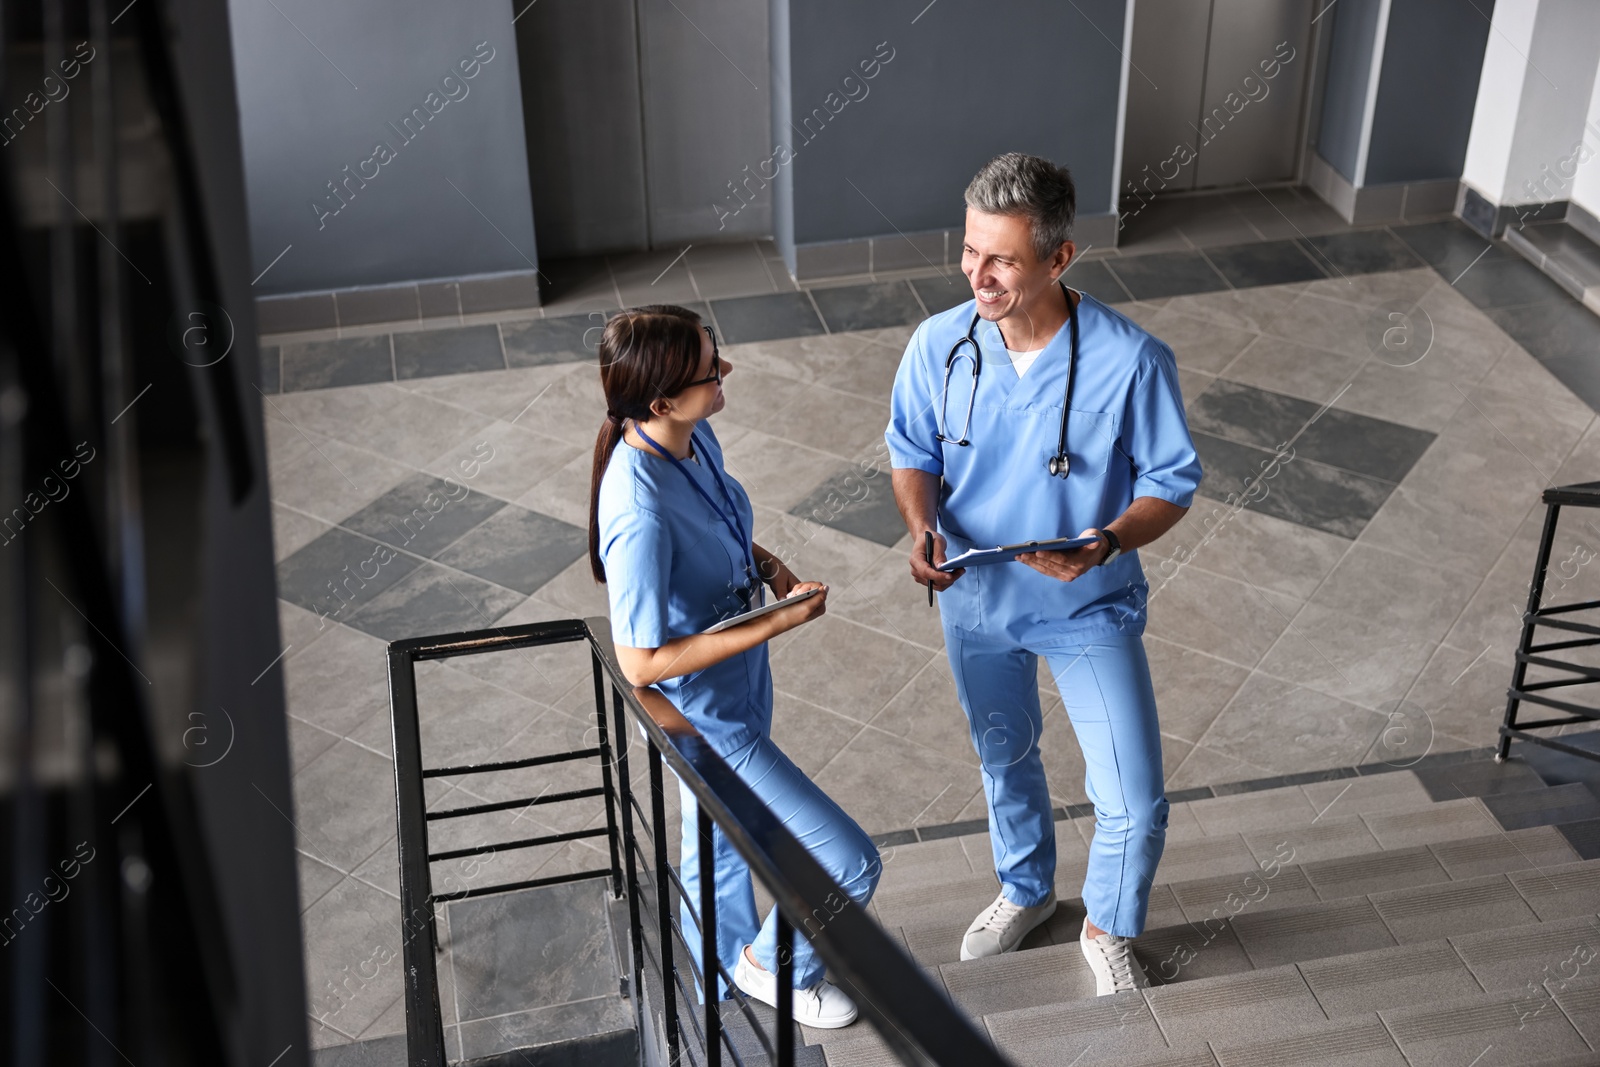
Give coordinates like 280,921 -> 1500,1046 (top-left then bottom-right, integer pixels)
588,305 -> 706,582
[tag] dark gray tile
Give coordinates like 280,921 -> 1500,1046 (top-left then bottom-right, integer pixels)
336,284 -> 420,327
910,273 -> 974,315
1412,758 -> 1544,801
808,281 -> 924,332
448,880 -> 618,1020
276,525 -> 423,622
1105,251 -> 1230,300
1296,230 -> 1427,276
1453,256 -> 1575,310
259,291 -> 337,334
341,474 -> 507,558
1481,781 -> 1600,830
311,1034 -> 407,1067
418,280 -> 460,319
458,270 -> 540,314
1061,258 -> 1133,302
434,505 -> 589,595
281,335 -> 393,392
1203,240 -> 1327,288
1558,819 -> 1600,860
1391,219 -> 1516,277
1189,379 -> 1321,451
1533,349 -> 1600,414
1293,408 -> 1436,483
503,313 -> 601,367
393,325 -> 504,380
1191,431 -> 1396,539
709,292 -> 825,344
259,345 -> 280,394
343,563 -> 523,642
788,466 -> 910,546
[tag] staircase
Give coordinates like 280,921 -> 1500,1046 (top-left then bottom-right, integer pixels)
763,751 -> 1600,1066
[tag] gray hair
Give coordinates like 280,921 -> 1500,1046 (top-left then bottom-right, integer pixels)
963,152 -> 1077,262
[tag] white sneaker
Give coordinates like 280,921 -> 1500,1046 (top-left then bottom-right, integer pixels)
960,890 -> 1057,961
1078,920 -> 1150,995
732,945 -> 858,1029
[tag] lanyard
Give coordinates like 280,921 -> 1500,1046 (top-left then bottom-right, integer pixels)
632,422 -> 760,606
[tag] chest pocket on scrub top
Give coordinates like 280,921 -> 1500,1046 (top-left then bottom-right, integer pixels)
1066,408 -> 1119,478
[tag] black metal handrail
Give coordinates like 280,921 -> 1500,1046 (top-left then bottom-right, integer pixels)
387,617 -> 1013,1067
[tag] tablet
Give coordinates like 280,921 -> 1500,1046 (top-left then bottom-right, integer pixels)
937,536 -> 1098,572
701,587 -> 823,634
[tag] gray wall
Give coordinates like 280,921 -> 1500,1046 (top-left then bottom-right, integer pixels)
769,0 -> 1128,265
1315,0 -> 1382,182
229,0 -> 538,294
1365,0 -> 1494,184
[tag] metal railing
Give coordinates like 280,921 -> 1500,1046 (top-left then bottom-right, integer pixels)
387,617 -> 1013,1067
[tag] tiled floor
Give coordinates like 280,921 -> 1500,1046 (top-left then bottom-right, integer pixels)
272,192 -> 1600,1052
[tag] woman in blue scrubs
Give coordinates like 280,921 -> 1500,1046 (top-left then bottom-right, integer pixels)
589,304 -> 879,1029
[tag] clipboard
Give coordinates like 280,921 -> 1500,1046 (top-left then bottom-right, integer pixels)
701,587 -> 823,634
937,535 -> 1098,572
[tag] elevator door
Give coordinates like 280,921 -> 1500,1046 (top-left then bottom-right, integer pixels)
1122,0 -> 1313,195
514,0 -> 771,256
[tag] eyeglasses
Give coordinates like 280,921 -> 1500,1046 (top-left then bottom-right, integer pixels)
680,325 -> 722,389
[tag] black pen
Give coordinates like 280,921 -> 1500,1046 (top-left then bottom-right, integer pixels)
925,531 -> 935,607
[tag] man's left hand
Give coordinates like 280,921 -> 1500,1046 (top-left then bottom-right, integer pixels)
1016,528 -> 1109,583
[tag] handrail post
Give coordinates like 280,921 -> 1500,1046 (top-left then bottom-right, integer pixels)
611,686 -> 645,1015
388,650 -> 448,1067
591,651 -> 624,896
699,806 -> 722,1066
649,741 -> 681,1064
776,914 -> 794,1067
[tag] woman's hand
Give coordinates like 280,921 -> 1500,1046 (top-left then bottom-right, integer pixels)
773,581 -> 828,627
765,561 -> 802,599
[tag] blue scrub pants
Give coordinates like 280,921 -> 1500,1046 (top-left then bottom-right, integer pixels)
944,624 -> 1168,938
676,732 -> 881,999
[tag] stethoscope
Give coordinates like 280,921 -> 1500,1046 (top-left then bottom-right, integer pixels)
633,422 -> 762,611
937,279 -> 1080,478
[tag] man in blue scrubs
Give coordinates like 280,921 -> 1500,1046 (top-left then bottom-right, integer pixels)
885,153 -> 1202,995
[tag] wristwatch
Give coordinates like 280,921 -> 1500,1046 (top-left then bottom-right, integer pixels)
1097,528 -> 1122,567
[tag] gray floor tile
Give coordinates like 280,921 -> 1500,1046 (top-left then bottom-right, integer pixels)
1390,220 -> 1515,278
1452,256 -> 1573,310
1297,231 -> 1427,276
788,465 -> 910,546
260,344 -> 281,393
1371,874 -> 1538,942
1145,964 -> 1325,1046
502,313 -> 600,366
1209,1014 -> 1406,1067
1429,825 -> 1582,879
1411,759 -> 1547,801
1299,939 -> 1480,1018
1230,896 -> 1397,969
293,743 -> 398,873
1106,251 -> 1231,301
1243,817 -> 1383,867
276,526 -> 425,623
1302,846 -> 1450,900
984,992 -> 1168,1067
311,1033 -> 407,1066
712,292 -> 826,344
282,335 -> 394,392
393,324 -> 505,379
343,563 -> 524,643
340,474 -> 508,559
1294,408 -> 1435,483
1151,833 -> 1261,883
1509,860 -> 1600,921
1202,240 -> 1327,288
448,880 -> 618,1020
1450,913 -> 1600,993
810,281 -> 924,332
1380,987 -> 1589,1066
1482,782 -> 1600,830
1188,378 -> 1320,451
1172,865 -> 1320,927
433,505 -> 588,596
1191,431 -> 1396,539
1062,258 -> 1133,303
1186,789 -> 1319,835
910,273 -> 974,315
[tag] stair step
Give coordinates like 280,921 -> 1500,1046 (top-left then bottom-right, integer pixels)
1412,756 -> 1550,801
887,825 -> 1581,968
1379,984 -> 1591,1065
1482,780 -> 1600,830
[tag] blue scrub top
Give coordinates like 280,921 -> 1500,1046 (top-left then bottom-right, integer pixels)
597,420 -> 773,754
885,290 -> 1203,647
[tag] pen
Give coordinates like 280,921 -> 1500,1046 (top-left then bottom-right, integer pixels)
925,531 -> 935,607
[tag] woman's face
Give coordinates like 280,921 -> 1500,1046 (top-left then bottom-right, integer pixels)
671,325 -> 731,421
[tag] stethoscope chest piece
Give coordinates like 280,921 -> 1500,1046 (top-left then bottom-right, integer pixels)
1048,453 -> 1070,478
